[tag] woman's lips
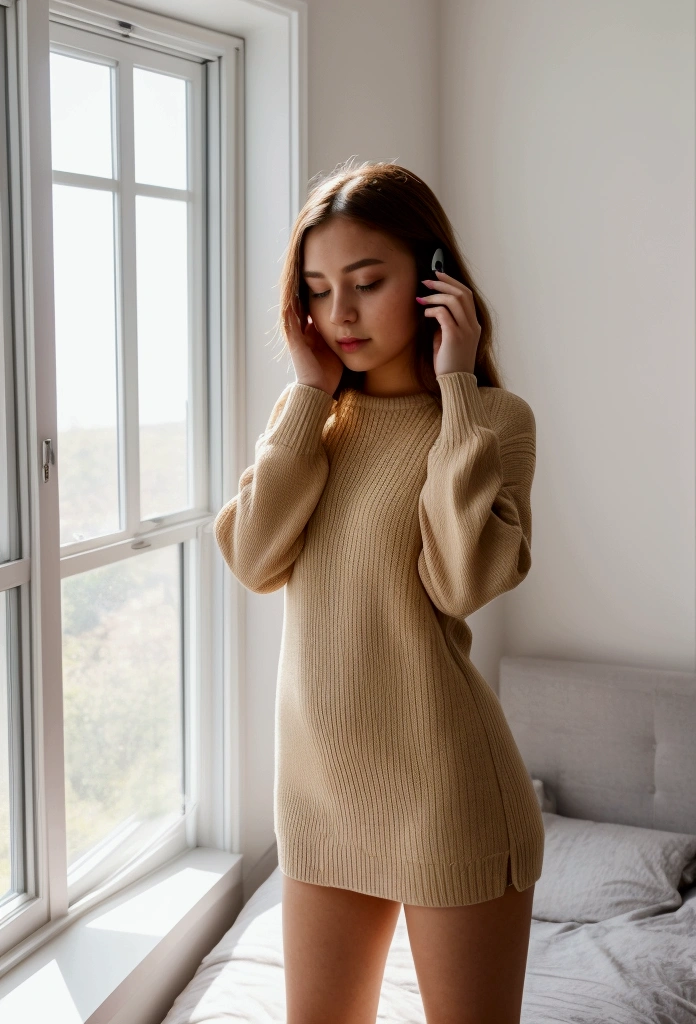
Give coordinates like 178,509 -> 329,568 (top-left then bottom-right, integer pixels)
337,337 -> 370,352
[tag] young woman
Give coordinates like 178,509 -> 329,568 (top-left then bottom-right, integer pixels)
214,159 -> 544,1024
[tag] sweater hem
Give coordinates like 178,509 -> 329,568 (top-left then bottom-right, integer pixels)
276,830 -> 542,908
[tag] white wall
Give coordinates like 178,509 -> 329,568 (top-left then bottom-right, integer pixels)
305,0 -> 440,184
440,0 -> 695,682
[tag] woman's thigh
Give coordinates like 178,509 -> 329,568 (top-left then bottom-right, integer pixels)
403,863 -> 535,1024
281,872 -> 402,1024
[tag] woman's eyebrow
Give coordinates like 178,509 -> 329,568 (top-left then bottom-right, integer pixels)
302,257 -> 386,279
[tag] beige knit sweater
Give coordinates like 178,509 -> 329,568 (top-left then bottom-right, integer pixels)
214,370 -> 545,907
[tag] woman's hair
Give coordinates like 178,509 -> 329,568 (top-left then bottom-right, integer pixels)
272,156 -> 505,402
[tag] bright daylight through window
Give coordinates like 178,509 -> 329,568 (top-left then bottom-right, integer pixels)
48,27 -> 209,905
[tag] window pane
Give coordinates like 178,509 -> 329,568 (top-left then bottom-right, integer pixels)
0,594 -> 10,900
53,184 -> 121,545
0,258 -> 14,567
50,53 -> 113,179
62,546 -> 183,870
0,64 -> 16,566
0,315 -> 11,565
136,196 -> 190,520
133,67 -> 187,190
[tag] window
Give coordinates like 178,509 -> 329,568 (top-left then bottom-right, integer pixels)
49,23 -> 208,907
0,0 -> 243,962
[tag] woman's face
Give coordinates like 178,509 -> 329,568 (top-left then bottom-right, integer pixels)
302,216 -> 422,384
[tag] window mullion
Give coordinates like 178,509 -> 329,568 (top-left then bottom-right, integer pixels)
220,44 -> 243,858
6,587 -> 25,897
189,63 -> 207,514
17,0 -> 69,924
114,55 -> 140,538
182,537 -> 196,846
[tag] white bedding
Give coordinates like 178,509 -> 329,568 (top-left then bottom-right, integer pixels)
161,867 -> 696,1024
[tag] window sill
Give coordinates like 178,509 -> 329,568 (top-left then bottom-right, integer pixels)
0,847 -> 243,1024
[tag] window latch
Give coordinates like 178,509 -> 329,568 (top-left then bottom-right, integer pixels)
42,439 -> 55,482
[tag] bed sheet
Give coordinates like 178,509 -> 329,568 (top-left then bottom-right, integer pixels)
161,869 -> 696,1024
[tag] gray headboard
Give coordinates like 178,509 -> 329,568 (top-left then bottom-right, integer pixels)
499,655 -> 696,836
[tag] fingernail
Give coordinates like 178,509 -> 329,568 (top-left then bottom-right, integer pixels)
415,296 -> 427,303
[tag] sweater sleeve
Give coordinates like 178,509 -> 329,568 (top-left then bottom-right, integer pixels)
417,371 -> 536,619
214,382 -> 335,593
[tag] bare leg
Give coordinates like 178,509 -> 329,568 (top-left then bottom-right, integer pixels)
403,857 -> 535,1024
281,872 -> 402,1024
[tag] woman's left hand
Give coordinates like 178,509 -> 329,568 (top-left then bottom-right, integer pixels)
416,270 -> 481,376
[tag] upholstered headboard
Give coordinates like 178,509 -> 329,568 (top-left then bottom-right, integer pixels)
499,655 -> 696,836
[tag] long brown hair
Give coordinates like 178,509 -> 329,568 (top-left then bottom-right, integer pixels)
271,157 -> 505,402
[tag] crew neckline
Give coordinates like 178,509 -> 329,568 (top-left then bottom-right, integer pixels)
342,387 -> 437,412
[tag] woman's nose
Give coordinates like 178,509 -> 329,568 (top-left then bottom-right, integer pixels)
330,301 -> 356,324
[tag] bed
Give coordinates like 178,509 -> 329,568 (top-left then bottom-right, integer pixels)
161,655 -> 696,1023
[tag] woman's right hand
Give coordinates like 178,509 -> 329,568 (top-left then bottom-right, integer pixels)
282,306 -> 345,397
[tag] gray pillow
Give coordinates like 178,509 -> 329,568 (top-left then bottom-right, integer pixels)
530,804 -> 696,922
531,777 -> 556,813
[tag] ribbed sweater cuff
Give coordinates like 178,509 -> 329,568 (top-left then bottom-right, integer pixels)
267,382 -> 335,453
436,371 -> 494,445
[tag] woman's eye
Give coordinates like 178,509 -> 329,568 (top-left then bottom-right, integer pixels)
310,280 -> 381,299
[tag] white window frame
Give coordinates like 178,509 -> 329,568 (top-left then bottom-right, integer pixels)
0,0 -> 244,969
